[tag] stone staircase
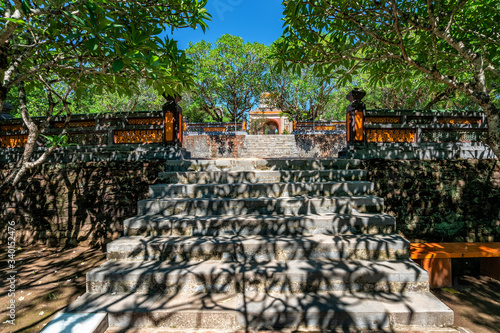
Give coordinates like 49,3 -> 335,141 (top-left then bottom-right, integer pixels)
67,158 -> 453,332
241,135 -> 299,158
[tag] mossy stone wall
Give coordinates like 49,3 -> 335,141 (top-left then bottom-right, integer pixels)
362,159 -> 500,242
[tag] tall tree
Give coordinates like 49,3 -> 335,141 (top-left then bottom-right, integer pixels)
186,34 -> 269,122
275,0 -> 500,158
0,0 -> 210,195
266,62 -> 338,121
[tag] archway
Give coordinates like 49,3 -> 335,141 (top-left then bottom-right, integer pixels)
263,119 -> 280,135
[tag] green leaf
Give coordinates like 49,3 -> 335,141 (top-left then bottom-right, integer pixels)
103,23 -> 127,30
112,59 -> 124,72
86,38 -> 99,51
1,18 -> 25,25
65,33 -> 84,40
21,0 -> 30,14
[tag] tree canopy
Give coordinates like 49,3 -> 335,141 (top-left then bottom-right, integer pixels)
275,0 -> 500,157
266,65 -> 338,121
0,0 -> 210,194
185,34 -> 269,122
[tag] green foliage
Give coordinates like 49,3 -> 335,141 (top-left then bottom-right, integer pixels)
40,134 -> 75,148
1,0 -> 211,112
265,61 -> 339,121
185,34 -> 270,122
277,0 -> 499,94
0,0 -> 211,191
276,0 -> 500,157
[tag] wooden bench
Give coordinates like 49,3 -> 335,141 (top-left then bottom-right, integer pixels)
410,242 -> 500,288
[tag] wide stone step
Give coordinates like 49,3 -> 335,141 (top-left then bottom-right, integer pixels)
124,213 -> 396,236
164,158 -> 362,171
243,150 -> 298,155
158,169 -> 367,184
86,259 -> 428,294
244,146 -> 296,149
242,147 -> 298,151
106,234 -> 410,262
137,196 -> 384,216
244,145 -> 297,148
67,292 -> 453,330
245,141 -> 296,144
149,181 -> 374,199
242,153 -> 300,158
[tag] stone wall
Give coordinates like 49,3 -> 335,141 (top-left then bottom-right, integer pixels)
0,145 -> 182,163
362,159 -> 500,243
1,159 -> 498,248
183,134 -> 246,158
1,162 -> 164,248
346,142 -> 496,160
182,133 -> 347,158
294,134 -> 347,158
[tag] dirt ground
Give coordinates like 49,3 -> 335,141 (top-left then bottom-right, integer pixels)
0,245 -> 106,333
431,275 -> 500,333
1,245 -> 499,333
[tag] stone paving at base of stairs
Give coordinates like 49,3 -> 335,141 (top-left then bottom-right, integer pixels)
102,325 -> 460,332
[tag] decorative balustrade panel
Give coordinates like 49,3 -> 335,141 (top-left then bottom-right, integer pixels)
185,122 -> 245,133
114,129 -> 163,144
294,121 -> 346,132
366,129 -> 417,143
362,110 -> 488,144
0,111 -> 174,148
0,134 -> 29,148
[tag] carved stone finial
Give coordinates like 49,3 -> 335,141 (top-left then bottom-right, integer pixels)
346,88 -> 366,103
162,93 -> 182,103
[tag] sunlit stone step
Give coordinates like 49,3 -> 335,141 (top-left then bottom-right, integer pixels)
158,169 -> 367,184
124,212 -> 396,236
148,181 -> 374,199
137,195 -> 385,216
164,158 -> 362,172
86,259 -> 428,294
66,292 -> 453,331
106,234 -> 410,262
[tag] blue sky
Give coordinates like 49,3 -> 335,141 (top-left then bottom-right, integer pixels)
170,1 -> 285,49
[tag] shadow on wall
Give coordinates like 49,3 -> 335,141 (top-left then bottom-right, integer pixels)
0,161 -> 164,249
182,135 -> 246,159
363,159 -> 500,243
295,134 -> 347,158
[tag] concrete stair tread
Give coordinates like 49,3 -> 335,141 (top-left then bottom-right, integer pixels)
124,212 -> 396,236
158,169 -> 368,184
125,212 -> 395,226
149,181 -> 374,199
139,195 -> 382,203
109,234 -> 409,250
66,291 -> 452,329
137,195 -> 385,216
151,180 -> 373,188
87,259 -> 428,285
87,259 -> 428,293
107,234 -> 409,261
164,158 -> 362,171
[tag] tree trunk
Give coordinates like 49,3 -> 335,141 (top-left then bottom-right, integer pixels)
479,100 -> 500,159
0,82 -> 59,201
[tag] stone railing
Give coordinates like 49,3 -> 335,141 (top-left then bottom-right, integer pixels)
293,120 -> 346,133
184,121 -> 246,134
0,110 -> 182,149
362,110 -> 488,144
344,89 -> 495,159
